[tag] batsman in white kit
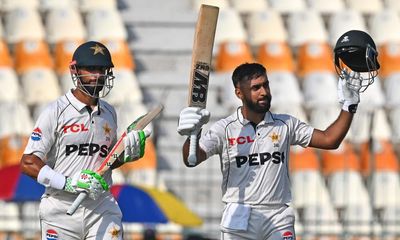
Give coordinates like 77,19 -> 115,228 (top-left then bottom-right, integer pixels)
20,41 -> 151,239
177,30 -> 380,240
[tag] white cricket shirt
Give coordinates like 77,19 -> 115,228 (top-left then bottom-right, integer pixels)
200,107 -> 314,205
24,90 -> 118,188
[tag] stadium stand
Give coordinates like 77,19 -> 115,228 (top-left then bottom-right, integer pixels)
369,9 -> 400,46
103,39 -> 136,70
0,134 -> 29,168
104,69 -> 143,106
286,11 -> 328,47
4,8 -> 45,44
301,73 -> 338,108
246,10 -> 288,46
1,0 -> 39,11
230,0 -> 268,14
384,0 -> 400,12
85,8 -> 128,41
79,0 -> 118,12
328,9 -> 367,46
296,42 -> 336,78
20,68 -> 61,106
0,40 -> 13,68
267,71 -> 304,110
302,202 -> 343,238
378,42 -> 400,79
45,8 -> 86,44
346,0 -> 383,15
192,0 -> 230,10
53,40 -> 84,75
0,101 -> 33,137
307,0 -> 345,16
268,0 -> 306,14
13,40 -> 54,74
0,67 -> 21,103
214,41 -> 254,72
214,8 -> 247,47
381,204 -> 400,237
0,0 -> 399,239
39,0 -> 79,11
256,42 -> 295,72
320,142 -> 361,176
0,201 -> 21,240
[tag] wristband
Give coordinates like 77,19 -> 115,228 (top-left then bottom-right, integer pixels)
37,165 -> 66,190
342,103 -> 358,113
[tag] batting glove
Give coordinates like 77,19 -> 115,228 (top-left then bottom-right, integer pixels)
64,170 -> 109,200
338,70 -> 361,113
123,129 -> 151,162
177,107 -> 210,136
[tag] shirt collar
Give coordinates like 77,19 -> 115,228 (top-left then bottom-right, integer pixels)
237,107 -> 274,126
66,90 -> 103,113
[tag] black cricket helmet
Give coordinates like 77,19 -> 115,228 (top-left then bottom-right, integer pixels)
69,41 -> 115,98
334,30 -> 380,92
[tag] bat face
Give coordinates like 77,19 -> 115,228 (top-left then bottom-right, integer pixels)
190,62 -> 210,108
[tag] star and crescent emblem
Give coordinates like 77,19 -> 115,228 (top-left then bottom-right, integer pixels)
270,132 -> 280,143
103,123 -> 111,135
270,132 -> 280,148
109,225 -> 120,239
90,44 -> 105,55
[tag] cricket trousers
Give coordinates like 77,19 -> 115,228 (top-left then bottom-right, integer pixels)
39,190 -> 123,240
221,204 -> 295,240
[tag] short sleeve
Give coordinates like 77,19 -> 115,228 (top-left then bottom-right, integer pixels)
23,104 -> 57,161
199,121 -> 225,159
289,116 -> 314,147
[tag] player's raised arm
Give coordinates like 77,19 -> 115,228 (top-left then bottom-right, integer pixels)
309,30 -> 380,150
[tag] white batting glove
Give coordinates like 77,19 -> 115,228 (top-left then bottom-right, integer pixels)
123,129 -> 151,162
64,170 -> 109,200
177,107 -> 210,136
338,69 -> 361,113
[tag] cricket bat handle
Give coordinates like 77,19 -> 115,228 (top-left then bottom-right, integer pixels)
187,130 -> 198,166
67,192 -> 88,215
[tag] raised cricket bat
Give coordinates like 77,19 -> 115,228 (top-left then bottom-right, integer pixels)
187,4 -> 219,166
67,104 -> 164,215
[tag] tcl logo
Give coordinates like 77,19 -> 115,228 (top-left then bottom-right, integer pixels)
63,123 -> 89,133
228,136 -> 254,145
235,151 -> 285,167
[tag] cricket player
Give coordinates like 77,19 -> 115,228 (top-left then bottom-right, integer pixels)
20,41 -> 150,239
177,30 -> 379,240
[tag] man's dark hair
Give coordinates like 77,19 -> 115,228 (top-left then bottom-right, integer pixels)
232,63 -> 266,87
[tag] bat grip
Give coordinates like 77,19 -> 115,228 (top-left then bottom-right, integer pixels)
187,130 -> 198,166
67,192 -> 88,215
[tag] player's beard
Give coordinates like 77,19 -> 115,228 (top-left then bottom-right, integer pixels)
83,84 -> 104,97
244,96 -> 271,114
79,77 -> 105,98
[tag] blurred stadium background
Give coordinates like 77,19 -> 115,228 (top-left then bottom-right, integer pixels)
0,0 -> 399,239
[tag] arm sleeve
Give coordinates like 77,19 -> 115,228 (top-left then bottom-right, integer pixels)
23,104 -> 57,161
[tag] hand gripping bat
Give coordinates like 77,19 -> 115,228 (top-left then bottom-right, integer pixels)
67,104 -> 164,215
